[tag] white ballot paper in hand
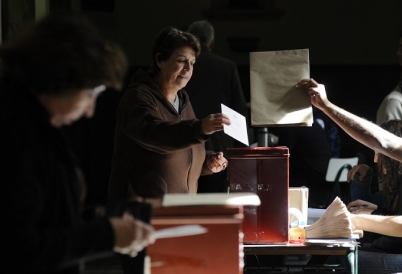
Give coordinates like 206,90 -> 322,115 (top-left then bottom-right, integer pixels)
154,225 -> 207,239
221,104 -> 249,146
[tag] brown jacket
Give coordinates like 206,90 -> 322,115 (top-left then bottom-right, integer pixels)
108,69 -> 212,199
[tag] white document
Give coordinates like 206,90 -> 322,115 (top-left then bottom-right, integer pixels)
221,104 -> 249,146
162,192 -> 261,207
154,225 -> 207,239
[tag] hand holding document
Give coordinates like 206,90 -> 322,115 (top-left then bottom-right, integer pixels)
221,104 -> 249,146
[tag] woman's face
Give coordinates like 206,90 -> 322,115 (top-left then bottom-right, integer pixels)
38,87 -> 104,127
158,46 -> 196,91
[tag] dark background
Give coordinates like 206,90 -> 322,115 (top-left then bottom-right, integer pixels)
5,0 -> 400,205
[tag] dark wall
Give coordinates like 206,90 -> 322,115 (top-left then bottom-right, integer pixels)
77,0 -> 402,66
57,1 -> 402,204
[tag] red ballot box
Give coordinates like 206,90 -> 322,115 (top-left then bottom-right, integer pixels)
228,147 -> 289,244
147,205 -> 244,274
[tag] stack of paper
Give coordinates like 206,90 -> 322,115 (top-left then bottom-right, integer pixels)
162,192 -> 261,207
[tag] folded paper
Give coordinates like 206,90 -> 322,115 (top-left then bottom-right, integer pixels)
222,103 -> 249,146
250,48 -> 313,127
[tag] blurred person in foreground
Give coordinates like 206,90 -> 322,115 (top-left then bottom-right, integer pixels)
0,12 -> 154,274
297,78 -> 402,274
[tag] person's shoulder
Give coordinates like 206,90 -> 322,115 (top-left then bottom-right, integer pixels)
124,70 -> 159,97
203,51 -> 237,67
383,90 -> 402,101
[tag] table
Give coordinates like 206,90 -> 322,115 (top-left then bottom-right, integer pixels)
243,243 -> 358,274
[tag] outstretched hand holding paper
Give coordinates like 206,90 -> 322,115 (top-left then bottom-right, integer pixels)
221,104 -> 249,146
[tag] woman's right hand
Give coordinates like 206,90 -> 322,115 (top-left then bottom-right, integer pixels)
347,199 -> 377,213
347,164 -> 370,182
110,212 -> 155,257
201,113 -> 231,135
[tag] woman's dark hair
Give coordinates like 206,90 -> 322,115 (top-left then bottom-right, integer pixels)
0,11 -> 127,95
149,26 -> 200,76
378,119 -> 402,195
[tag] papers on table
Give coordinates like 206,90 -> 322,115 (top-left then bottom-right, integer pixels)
221,104 -> 249,146
307,208 -> 326,225
304,239 -> 359,247
162,192 -> 261,207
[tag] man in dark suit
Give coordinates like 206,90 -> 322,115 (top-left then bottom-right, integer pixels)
186,20 -> 248,193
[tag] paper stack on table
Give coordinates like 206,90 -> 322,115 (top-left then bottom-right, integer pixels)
162,192 -> 261,207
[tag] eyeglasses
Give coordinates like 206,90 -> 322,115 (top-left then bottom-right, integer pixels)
158,32 -> 172,52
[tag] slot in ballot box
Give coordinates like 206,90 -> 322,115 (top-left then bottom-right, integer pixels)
147,193 -> 260,274
228,147 -> 290,244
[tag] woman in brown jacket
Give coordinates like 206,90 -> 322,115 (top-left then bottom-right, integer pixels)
109,27 -> 230,199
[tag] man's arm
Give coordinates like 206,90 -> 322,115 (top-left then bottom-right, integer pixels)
350,214 -> 402,237
296,79 -> 402,162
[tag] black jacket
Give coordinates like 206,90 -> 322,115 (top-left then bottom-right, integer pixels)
0,81 -> 115,273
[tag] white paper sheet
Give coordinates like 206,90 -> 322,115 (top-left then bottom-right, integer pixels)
162,192 -> 261,207
154,225 -> 207,239
221,104 -> 249,146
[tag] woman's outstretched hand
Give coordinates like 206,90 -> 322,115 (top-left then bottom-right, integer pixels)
201,113 -> 231,135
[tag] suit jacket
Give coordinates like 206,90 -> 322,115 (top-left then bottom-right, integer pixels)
185,44 -> 248,154
185,45 -> 248,192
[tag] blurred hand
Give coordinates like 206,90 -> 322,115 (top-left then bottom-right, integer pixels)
110,212 -> 155,257
295,78 -> 330,110
201,113 -> 230,135
207,152 -> 228,173
347,199 -> 377,214
128,196 -> 163,208
347,164 -> 370,182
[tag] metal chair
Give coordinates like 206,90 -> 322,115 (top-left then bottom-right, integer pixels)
325,157 -> 359,206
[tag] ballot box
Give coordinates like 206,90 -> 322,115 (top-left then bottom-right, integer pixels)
147,203 -> 245,274
228,147 -> 289,244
